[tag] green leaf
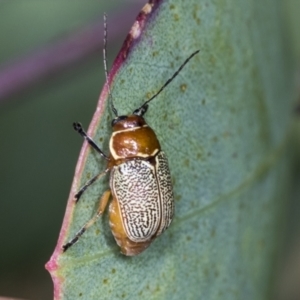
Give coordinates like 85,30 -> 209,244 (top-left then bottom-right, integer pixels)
46,0 -> 294,299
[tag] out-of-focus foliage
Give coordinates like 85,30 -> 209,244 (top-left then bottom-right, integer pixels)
0,2 -> 143,299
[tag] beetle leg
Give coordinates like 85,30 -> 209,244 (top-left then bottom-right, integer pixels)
63,190 -> 111,252
73,122 -> 109,161
75,169 -> 109,202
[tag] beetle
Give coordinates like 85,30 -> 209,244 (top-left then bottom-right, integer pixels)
62,17 -> 199,256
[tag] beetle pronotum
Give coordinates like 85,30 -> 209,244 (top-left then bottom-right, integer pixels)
62,15 -> 199,256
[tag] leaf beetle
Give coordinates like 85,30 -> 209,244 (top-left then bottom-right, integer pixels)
62,15 -> 199,256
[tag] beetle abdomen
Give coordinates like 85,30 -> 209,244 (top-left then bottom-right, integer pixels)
109,197 -> 152,256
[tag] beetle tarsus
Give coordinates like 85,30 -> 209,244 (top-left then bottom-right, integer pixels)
73,122 -> 83,133
74,191 -> 83,203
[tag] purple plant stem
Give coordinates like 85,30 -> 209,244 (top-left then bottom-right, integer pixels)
0,5 -> 142,103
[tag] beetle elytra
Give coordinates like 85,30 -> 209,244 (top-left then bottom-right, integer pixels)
62,15 -> 199,256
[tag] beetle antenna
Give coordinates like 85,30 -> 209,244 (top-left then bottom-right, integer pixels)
133,50 -> 200,116
103,13 -> 118,117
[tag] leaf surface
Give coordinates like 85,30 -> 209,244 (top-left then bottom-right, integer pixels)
46,0 -> 294,299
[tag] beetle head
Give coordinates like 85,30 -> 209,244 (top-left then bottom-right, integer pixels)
111,114 -> 147,132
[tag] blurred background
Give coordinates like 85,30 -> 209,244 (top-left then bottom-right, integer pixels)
0,1 -> 144,299
0,1 -> 300,299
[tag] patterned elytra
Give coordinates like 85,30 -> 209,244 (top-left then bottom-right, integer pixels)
155,152 -> 174,235
111,151 -> 174,242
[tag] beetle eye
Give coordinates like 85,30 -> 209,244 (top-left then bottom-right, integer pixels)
111,115 -> 127,127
